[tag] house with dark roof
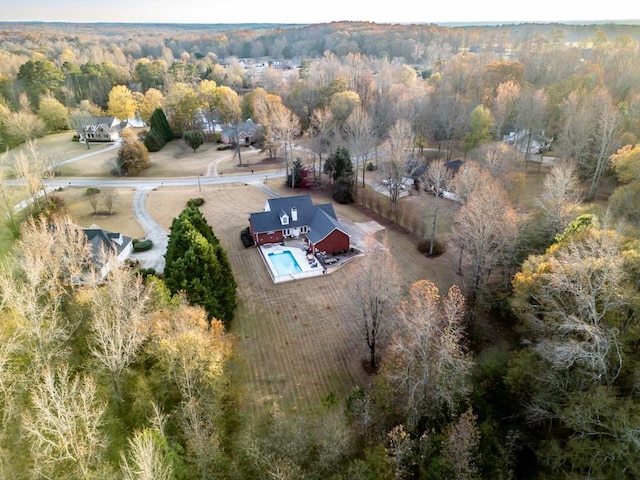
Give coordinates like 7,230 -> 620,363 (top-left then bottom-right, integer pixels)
220,119 -> 261,146
80,116 -> 127,143
83,226 -> 133,279
249,195 -> 350,255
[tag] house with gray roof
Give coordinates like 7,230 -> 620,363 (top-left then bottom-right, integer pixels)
80,116 -> 127,143
220,119 -> 261,146
83,226 -> 133,279
249,195 -> 350,255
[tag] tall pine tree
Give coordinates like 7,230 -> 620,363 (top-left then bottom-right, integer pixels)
164,206 -> 237,325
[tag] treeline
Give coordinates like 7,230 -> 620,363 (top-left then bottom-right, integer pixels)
0,212 -> 241,478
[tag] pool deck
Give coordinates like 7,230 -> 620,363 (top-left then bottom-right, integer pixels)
258,239 -> 362,284
259,241 -> 326,283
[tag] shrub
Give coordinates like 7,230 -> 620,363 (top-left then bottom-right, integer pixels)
417,238 -> 446,256
366,162 -> 375,171
143,129 -> 165,152
332,176 -> 354,204
187,197 -> 205,207
183,130 -> 204,152
86,187 -> 100,196
133,239 -> 153,251
116,131 -> 150,175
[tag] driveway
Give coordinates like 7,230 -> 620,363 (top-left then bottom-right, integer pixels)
129,187 -> 168,273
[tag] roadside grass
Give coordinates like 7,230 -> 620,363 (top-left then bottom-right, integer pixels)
56,140 -> 283,178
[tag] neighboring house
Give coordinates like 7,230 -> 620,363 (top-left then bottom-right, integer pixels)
249,194 -> 350,255
79,116 -> 127,143
410,158 -> 464,203
503,130 -> 554,154
271,59 -> 295,69
83,226 -> 133,279
220,119 -> 261,146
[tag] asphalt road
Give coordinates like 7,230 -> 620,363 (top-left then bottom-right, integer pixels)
31,143 -> 286,272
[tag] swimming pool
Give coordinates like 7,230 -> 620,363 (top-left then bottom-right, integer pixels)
268,250 -> 302,276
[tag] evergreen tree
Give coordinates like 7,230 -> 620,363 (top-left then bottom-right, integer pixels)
164,207 -> 237,325
144,108 -> 173,151
183,130 -> 204,153
323,147 -> 353,183
324,147 -> 354,203
286,158 -> 303,188
150,107 -> 174,142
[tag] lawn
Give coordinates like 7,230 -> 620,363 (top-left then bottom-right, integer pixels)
142,181 -> 462,417
0,131 -> 114,177
56,139 -> 284,178
56,186 -> 145,239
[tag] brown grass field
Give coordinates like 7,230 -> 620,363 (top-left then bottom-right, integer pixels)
139,180 -> 463,416
57,138 -> 284,178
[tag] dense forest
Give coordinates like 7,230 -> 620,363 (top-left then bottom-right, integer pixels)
2,19 -> 640,479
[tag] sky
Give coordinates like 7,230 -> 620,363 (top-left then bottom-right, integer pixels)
1,0 -> 639,25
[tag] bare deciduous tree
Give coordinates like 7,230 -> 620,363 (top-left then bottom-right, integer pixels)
452,175 -> 518,297
513,227 -> 627,383
492,80 -> 520,140
513,87 -> 547,161
88,260 -> 149,400
344,104 -> 375,188
101,187 -> 117,214
12,141 -> 51,215
450,160 -> 492,205
587,90 -> 622,201
308,107 -> 336,183
151,305 -> 232,477
23,365 -> 107,480
537,160 -> 583,237
270,103 -> 301,187
385,280 -> 471,426
382,119 -> 415,218
442,407 -> 481,480
343,234 -> 400,371
0,215 -> 91,370
420,159 -> 452,255
121,428 -> 173,480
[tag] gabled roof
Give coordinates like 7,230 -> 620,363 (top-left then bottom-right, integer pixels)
249,194 -> 350,243
306,207 -> 350,245
250,195 -> 315,233
411,158 -> 464,179
83,228 -> 132,266
221,119 -> 261,137
84,116 -> 125,132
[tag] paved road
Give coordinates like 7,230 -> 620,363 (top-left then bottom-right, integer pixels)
34,146 -> 287,273
16,143 -> 377,273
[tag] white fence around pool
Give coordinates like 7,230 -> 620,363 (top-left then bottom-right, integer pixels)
259,244 -> 326,284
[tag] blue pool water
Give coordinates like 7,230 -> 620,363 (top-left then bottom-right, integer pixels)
268,250 -> 302,276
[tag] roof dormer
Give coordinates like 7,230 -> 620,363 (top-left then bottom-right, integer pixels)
279,208 -> 289,225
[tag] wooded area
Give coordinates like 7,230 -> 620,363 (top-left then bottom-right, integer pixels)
2,19 -> 640,478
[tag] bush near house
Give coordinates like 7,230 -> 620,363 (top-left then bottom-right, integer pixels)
132,238 -> 153,251
187,197 -> 205,207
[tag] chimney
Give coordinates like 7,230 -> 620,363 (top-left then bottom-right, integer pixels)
291,206 -> 298,222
